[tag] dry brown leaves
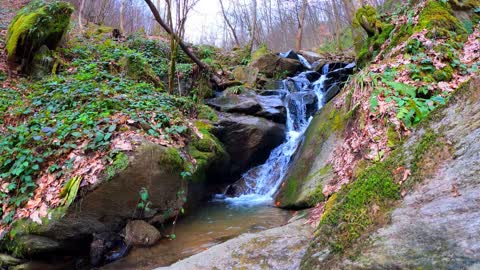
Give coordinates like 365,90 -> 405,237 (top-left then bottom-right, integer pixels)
306,202 -> 325,228
1,109 -> 196,236
320,5 -> 480,202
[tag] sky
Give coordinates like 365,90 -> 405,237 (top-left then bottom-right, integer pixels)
183,0 -> 222,44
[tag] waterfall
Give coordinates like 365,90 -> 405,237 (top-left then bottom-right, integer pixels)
225,71 -> 327,204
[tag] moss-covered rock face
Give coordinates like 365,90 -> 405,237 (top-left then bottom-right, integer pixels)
300,78 -> 480,270
275,100 -> 349,209
2,142 -> 187,257
187,120 -> 230,184
354,6 -> 394,66
6,0 -> 73,71
415,0 -> 467,39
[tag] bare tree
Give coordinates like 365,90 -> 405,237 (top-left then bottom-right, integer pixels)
295,0 -> 308,51
78,0 -> 85,31
219,0 -> 240,47
143,0 -> 238,90
120,0 -> 126,34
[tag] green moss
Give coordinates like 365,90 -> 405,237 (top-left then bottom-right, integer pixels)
160,147 -> 184,173
104,152 -> 129,181
433,65 -> 454,82
187,121 -> 228,183
411,130 -> 440,174
387,125 -> 401,148
6,1 -> 74,63
277,103 -> 348,208
2,206 -> 69,257
449,0 -> 480,10
197,105 -> 218,121
282,179 -> 299,204
317,159 -> 401,252
119,52 -> 161,86
251,43 -> 270,61
415,1 -> 467,39
305,185 -> 325,207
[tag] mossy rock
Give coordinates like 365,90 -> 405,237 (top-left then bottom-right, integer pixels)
197,105 -> 218,122
187,121 -> 229,183
415,0 -> 467,39
1,142 -> 187,257
6,0 -> 73,69
251,44 -> 271,61
275,101 -> 349,209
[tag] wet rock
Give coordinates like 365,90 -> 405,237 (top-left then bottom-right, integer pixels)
276,101 -> 344,209
125,220 -> 161,247
279,50 -> 300,60
256,95 -> 287,123
298,50 -> 323,63
206,92 -> 262,115
6,142 -> 187,258
90,232 -> 127,266
224,180 -> 250,197
14,235 -> 62,256
304,71 -> 322,82
323,84 -> 341,104
158,220 -> 313,270
212,114 -> 285,178
224,167 -> 262,197
258,89 -> 286,97
0,253 -> 22,267
206,91 -> 286,124
287,91 -> 318,128
251,53 -> 304,78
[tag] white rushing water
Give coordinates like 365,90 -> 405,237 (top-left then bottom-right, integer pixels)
226,69 -> 328,205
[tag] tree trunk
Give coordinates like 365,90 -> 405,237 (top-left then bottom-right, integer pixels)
120,0 -> 126,35
166,0 -> 176,94
246,0 -> 257,55
78,0 -> 85,32
295,0 -> 308,51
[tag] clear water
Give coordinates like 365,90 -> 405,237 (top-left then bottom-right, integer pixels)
227,68 -> 327,204
102,201 -> 291,270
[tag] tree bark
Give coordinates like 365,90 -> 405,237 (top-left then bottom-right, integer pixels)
295,0 -> 308,51
120,0 -> 126,34
78,0 -> 85,32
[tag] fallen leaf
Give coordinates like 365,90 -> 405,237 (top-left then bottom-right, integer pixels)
451,184 -> 461,197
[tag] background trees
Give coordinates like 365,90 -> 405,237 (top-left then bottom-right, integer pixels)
68,0 -> 387,53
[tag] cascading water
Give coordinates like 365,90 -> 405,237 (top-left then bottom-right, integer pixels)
225,62 -> 330,204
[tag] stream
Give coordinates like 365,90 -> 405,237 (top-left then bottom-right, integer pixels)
104,52 -> 353,269
102,201 -> 292,269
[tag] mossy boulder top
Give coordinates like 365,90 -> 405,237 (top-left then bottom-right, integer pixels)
6,0 -> 74,63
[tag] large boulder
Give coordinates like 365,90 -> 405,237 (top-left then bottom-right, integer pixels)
212,114 -> 285,178
4,142 -> 188,257
6,1 -> 73,73
233,66 -> 259,88
206,91 -> 286,124
251,53 -> 304,78
301,77 -> 480,270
